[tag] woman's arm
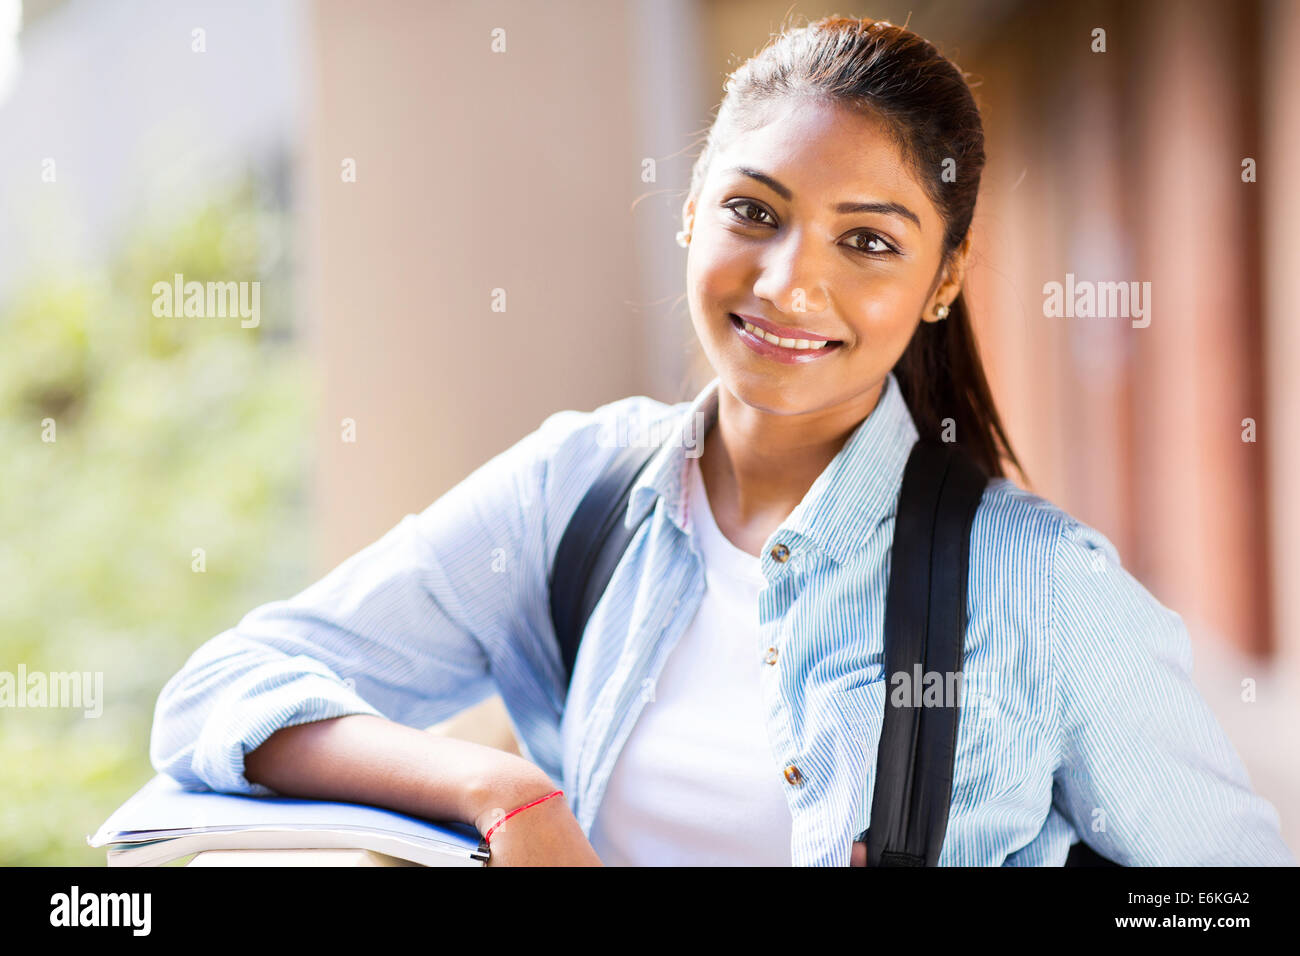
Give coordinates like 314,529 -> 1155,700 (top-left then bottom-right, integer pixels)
1047,516 -> 1295,866
242,714 -> 553,832
242,715 -> 602,863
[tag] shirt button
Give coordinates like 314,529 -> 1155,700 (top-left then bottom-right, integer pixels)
769,543 -> 790,563
763,647 -> 778,665
783,764 -> 804,786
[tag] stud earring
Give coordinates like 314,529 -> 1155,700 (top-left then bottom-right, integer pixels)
675,229 -> 691,248
933,303 -> 950,320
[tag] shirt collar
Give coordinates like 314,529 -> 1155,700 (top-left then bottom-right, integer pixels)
626,369 -> 919,565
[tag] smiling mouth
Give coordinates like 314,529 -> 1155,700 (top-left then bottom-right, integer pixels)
728,313 -> 844,363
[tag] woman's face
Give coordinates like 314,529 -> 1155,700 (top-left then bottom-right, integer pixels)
684,95 -> 965,419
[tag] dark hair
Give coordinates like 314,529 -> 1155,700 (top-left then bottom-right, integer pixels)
686,14 -> 1025,483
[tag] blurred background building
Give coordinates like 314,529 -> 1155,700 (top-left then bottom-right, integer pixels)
2,0 -> 1296,863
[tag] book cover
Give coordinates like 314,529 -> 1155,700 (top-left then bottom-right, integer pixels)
89,774 -> 489,867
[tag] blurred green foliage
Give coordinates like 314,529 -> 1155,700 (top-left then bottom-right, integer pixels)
0,176 -> 314,864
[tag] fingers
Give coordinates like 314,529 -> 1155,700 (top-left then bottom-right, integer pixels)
851,840 -> 867,867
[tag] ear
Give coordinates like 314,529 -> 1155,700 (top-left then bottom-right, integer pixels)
681,196 -> 696,234
922,230 -> 973,323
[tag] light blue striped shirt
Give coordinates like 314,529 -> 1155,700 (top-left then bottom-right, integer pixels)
150,370 -> 1295,866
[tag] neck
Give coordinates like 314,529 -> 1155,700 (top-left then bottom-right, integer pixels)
700,380 -> 885,530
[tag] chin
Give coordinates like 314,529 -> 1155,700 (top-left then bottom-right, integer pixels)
718,366 -> 819,417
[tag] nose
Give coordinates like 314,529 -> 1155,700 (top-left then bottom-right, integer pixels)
751,226 -> 830,317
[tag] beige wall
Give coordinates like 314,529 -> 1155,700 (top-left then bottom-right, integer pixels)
1263,0 -> 1300,676
302,0 -> 681,567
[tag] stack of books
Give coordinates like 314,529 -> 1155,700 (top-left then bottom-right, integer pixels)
88,774 -> 490,867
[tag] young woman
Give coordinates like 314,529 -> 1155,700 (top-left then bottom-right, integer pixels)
150,16 -> 1293,867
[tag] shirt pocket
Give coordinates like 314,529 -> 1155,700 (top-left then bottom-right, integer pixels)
837,675 -> 888,843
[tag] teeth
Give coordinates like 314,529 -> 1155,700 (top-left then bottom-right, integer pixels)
741,320 -> 830,350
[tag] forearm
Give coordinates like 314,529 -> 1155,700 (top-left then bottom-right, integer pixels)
243,713 -> 556,831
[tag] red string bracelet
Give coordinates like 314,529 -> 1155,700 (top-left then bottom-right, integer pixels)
483,789 -> 563,845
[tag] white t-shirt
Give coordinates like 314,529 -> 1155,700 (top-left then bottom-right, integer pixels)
587,455 -> 795,865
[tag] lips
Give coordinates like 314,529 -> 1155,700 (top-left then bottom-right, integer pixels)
732,313 -> 841,343
728,313 -> 844,365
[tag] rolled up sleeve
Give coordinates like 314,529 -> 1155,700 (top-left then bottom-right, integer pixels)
1048,516 -> 1295,866
150,408 -> 583,796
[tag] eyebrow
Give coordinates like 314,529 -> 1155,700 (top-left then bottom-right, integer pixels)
726,166 -> 922,230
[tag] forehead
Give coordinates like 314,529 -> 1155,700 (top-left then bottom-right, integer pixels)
707,96 -> 937,230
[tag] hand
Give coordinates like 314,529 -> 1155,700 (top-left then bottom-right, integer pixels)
851,840 -> 867,866
473,780 -> 603,867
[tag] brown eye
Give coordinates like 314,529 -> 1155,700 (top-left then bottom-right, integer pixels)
849,231 -> 896,255
726,201 -> 773,226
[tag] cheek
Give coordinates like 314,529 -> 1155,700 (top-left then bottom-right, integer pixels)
688,243 -> 747,312
864,288 -> 917,331
835,272 -> 925,339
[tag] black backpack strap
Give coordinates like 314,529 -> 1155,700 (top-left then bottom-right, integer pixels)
865,438 -> 988,867
548,441 -> 661,693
